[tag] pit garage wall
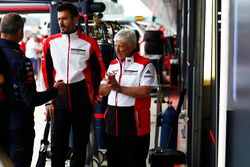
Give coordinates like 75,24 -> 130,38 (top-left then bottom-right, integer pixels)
225,0 -> 250,166
141,0 -> 177,35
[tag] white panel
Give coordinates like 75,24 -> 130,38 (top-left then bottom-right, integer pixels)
218,0 -> 230,166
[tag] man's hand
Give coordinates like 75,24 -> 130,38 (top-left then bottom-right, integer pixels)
107,73 -> 119,90
54,80 -> 66,95
92,95 -> 102,109
107,73 -> 116,84
99,83 -> 112,96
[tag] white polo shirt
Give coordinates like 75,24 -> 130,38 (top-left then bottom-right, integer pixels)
103,53 -> 158,107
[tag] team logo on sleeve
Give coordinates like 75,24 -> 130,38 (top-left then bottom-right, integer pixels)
25,61 -> 33,71
26,71 -> 34,84
0,74 -> 5,84
144,69 -> 153,78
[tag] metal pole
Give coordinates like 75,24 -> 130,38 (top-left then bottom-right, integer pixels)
50,0 -> 60,35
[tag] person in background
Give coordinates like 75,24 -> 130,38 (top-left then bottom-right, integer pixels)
99,29 -> 158,167
0,13 -> 66,167
25,34 -> 42,80
19,36 -> 29,53
41,3 -> 106,167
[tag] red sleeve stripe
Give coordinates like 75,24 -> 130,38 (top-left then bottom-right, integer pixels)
94,113 -> 104,119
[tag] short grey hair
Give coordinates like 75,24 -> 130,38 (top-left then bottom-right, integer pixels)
0,13 -> 24,34
114,29 -> 137,50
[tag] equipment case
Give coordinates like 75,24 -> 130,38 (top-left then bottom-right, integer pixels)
149,88 -> 187,167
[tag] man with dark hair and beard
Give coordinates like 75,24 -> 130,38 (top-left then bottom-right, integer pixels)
42,3 -> 106,167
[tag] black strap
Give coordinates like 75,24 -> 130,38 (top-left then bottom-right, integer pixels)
176,88 -> 187,115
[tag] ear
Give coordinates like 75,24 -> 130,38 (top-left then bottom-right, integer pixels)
18,27 -> 23,35
73,16 -> 78,25
17,27 -> 24,41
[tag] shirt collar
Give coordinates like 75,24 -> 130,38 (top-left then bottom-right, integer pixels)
0,38 -> 20,49
61,30 -> 78,40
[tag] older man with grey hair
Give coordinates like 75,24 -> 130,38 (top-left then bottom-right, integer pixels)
99,29 -> 158,167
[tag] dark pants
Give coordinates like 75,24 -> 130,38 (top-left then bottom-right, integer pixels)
30,58 -> 38,76
51,80 -> 93,167
51,107 -> 92,167
106,133 -> 150,167
0,110 -> 9,154
9,129 -> 35,167
51,85 -> 93,167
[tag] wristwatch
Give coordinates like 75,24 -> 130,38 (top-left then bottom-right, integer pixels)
115,84 -> 121,93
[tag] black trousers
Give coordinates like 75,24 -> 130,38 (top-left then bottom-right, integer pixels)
51,81 -> 93,167
0,110 -> 9,154
106,133 -> 150,167
9,129 -> 35,167
51,106 -> 92,167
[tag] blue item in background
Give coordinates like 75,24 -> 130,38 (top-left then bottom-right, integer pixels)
94,96 -> 108,149
160,101 -> 178,149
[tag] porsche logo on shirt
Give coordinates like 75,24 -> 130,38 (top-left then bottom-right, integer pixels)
124,70 -> 138,75
71,48 -> 86,55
